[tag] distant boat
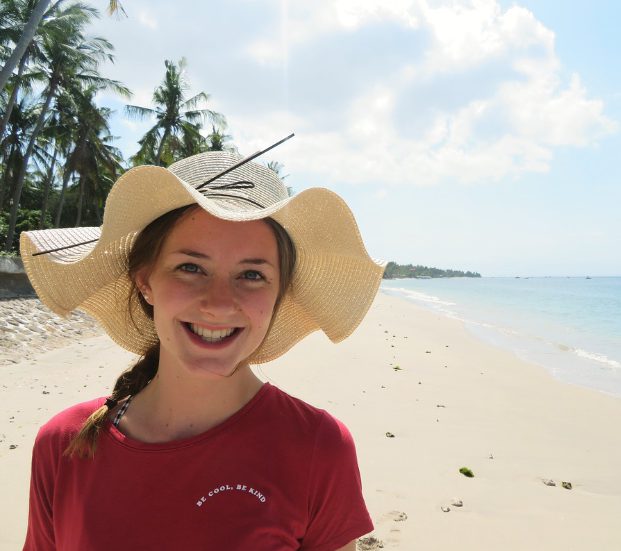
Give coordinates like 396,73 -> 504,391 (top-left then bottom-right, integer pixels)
586,276 -> 592,279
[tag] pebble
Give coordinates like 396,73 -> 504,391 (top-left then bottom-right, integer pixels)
0,297 -> 102,365
561,481 -> 572,490
451,499 -> 463,507
441,506 -> 450,512
357,536 -> 384,550
542,479 -> 556,487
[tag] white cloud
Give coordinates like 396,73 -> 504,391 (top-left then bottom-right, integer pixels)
237,0 -> 617,186
91,0 -> 617,189
137,10 -> 158,30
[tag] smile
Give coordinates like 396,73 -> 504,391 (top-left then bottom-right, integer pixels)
187,323 -> 240,343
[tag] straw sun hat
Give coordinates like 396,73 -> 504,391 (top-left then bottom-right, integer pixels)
20,147 -> 385,364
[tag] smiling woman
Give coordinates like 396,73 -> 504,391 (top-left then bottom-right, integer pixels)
19,150 -> 384,550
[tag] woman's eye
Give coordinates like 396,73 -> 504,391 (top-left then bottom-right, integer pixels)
243,270 -> 264,281
178,263 -> 201,274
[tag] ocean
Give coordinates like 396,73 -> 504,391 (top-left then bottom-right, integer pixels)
381,277 -> 621,398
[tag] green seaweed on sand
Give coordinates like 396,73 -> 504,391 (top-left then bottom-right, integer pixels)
459,467 -> 474,478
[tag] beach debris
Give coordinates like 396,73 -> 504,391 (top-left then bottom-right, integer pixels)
459,467 -> 474,478
425,350 -> 431,354
542,479 -> 556,487
357,535 -> 384,550
384,330 -> 388,333
42,390 -> 50,395
391,511 -> 408,522
418,381 -> 422,385
436,404 -> 446,408
441,506 -> 451,513
392,365 -> 402,371
385,432 -> 395,438
489,453 -> 494,459
561,481 -> 573,490
9,444 -> 17,450
451,499 -> 463,507
381,385 -> 386,389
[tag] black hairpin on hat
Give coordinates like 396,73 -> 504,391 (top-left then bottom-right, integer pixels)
32,133 -> 295,257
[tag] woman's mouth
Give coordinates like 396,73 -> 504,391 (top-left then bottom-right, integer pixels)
185,323 -> 240,343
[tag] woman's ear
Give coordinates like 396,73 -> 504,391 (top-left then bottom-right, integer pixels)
135,270 -> 153,305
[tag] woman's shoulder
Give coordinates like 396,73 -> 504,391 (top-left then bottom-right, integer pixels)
263,384 -> 355,448
35,397 -> 106,445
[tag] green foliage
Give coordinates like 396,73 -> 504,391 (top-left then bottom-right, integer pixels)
0,208 -> 50,251
383,261 -> 481,279
126,58 -> 225,167
459,467 -> 474,478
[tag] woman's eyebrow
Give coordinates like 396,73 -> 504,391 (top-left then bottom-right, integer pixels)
176,249 -> 210,259
240,258 -> 274,267
174,250 -> 274,267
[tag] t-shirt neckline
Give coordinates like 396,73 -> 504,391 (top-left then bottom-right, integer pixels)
104,382 -> 273,452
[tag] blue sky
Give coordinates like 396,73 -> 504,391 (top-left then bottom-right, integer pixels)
90,0 -> 620,277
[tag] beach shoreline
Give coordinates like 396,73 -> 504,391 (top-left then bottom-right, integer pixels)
381,277 -> 621,400
1,293 -> 620,549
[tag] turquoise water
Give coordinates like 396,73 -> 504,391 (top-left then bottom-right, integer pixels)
381,277 -> 621,398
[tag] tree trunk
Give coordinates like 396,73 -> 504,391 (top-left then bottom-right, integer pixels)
39,144 -> 58,228
0,148 -> 16,211
155,125 -> 171,166
0,53 -> 28,140
0,0 -> 52,91
54,162 -> 73,227
3,78 -> 56,251
74,174 -> 85,226
55,142 -> 80,227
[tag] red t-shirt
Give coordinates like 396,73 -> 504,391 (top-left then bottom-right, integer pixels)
24,383 -> 373,550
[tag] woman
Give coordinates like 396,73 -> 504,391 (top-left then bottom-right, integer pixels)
20,147 -> 384,550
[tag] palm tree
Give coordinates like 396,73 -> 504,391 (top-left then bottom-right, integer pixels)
54,84 -> 123,226
0,1 -> 95,141
0,93 -> 52,248
126,58 -> 225,167
3,5 -> 130,250
205,125 -> 237,152
266,161 -> 294,197
0,0 -> 125,92
0,94 -> 41,210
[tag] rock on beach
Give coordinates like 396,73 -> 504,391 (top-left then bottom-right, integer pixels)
0,297 -> 102,365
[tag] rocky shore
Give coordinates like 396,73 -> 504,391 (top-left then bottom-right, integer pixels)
0,297 -> 102,366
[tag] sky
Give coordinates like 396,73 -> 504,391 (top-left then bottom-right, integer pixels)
88,0 -> 621,277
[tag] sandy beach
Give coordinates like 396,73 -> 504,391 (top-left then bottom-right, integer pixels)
1,292 -> 620,550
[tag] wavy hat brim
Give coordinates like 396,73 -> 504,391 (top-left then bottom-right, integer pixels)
20,155 -> 385,364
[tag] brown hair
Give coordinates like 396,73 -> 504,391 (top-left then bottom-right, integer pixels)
65,205 -> 296,458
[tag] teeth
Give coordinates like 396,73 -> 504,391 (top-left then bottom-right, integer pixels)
190,324 -> 236,342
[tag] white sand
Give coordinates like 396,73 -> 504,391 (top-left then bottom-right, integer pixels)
1,292 -> 620,550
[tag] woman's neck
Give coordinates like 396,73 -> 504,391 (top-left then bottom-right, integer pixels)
117,359 -> 264,443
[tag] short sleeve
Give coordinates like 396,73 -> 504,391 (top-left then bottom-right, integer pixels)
23,427 -> 59,551
301,412 -> 374,551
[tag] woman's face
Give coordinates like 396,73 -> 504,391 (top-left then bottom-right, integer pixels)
137,208 -> 280,379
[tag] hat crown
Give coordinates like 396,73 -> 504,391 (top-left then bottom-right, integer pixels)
168,151 -> 288,209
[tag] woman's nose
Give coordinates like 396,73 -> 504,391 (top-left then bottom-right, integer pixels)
198,277 -> 238,316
